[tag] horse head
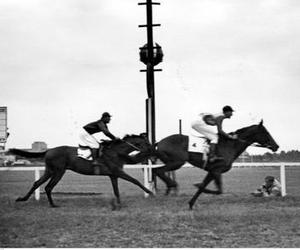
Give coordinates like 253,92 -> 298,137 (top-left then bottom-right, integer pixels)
235,120 -> 279,152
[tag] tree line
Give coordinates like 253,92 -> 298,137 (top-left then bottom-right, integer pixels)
241,150 -> 300,162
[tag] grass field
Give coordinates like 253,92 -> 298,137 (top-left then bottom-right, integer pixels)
1,166 -> 300,247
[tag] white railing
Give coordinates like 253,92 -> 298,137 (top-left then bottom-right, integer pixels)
1,162 -> 299,200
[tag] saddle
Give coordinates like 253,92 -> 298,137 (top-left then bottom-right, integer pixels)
77,145 -> 93,161
188,135 -> 210,161
77,139 -> 117,161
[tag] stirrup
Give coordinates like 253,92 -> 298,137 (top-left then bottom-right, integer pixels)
91,159 -> 101,166
208,155 -> 224,163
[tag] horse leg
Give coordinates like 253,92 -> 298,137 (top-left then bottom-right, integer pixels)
194,174 -> 223,195
45,170 -> 66,208
109,176 -> 121,210
116,170 -> 153,196
153,161 -> 184,195
16,170 -> 52,202
212,173 -> 223,194
153,168 -> 176,194
188,172 -> 214,210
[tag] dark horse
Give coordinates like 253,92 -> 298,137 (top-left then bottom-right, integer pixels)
152,120 -> 279,209
9,134 -> 153,209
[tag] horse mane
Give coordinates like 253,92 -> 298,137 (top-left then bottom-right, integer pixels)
123,134 -> 139,140
232,124 -> 258,136
122,133 -> 146,140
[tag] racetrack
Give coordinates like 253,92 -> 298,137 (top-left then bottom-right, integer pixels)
1,166 -> 300,247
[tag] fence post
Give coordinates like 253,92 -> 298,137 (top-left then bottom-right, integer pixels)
143,161 -> 155,198
280,163 -> 287,197
144,164 -> 150,198
34,168 -> 40,200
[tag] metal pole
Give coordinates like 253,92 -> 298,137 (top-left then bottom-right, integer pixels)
146,0 -> 155,145
179,119 -> 182,135
139,0 -> 161,192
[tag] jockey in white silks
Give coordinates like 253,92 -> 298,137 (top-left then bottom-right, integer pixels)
191,105 -> 237,162
79,112 -> 119,166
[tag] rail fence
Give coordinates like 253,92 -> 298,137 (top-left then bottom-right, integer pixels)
1,162 -> 300,199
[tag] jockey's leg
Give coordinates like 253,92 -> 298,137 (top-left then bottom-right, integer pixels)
80,130 -> 101,169
98,144 -> 103,157
208,143 -> 223,162
91,148 -> 99,161
91,148 -> 102,172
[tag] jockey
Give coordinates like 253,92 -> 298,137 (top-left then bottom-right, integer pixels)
191,105 -> 238,162
80,112 -> 119,166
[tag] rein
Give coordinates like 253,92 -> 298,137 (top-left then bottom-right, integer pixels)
236,138 -> 271,149
121,139 -> 141,151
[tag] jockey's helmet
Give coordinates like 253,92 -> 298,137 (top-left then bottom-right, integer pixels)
223,105 -> 234,113
102,112 -> 112,118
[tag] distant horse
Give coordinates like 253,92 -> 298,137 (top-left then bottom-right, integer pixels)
9,134 -> 153,209
152,120 -> 279,209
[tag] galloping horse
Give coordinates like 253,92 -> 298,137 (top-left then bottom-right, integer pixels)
9,134 -> 153,209
152,121 -> 279,209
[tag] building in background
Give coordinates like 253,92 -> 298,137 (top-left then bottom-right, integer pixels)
0,107 -> 8,150
31,141 -> 47,152
237,151 -> 251,162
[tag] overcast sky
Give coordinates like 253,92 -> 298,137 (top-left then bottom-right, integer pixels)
0,0 -> 299,154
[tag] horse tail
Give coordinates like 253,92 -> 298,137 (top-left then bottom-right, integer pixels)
9,148 -> 47,158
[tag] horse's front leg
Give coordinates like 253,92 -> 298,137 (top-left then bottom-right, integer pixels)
194,173 -> 223,195
212,173 -> 223,194
109,176 -> 121,210
116,170 -> 154,196
188,172 -> 214,210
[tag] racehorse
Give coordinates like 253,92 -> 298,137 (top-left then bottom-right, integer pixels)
152,120 -> 279,209
9,134 -> 153,209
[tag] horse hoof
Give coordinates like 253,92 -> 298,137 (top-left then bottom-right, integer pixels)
193,183 -> 201,188
50,204 -> 60,208
188,201 -> 194,210
111,204 -> 121,211
110,199 -> 121,211
16,197 -> 26,202
165,186 -> 177,196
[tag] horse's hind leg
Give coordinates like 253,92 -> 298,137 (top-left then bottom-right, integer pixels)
188,172 -> 214,210
153,161 -> 184,195
153,168 -> 177,195
16,170 -> 52,202
45,170 -> 65,207
195,173 -> 223,195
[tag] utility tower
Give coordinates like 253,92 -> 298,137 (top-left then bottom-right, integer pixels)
138,0 -> 163,146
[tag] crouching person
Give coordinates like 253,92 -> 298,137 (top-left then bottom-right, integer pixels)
251,176 -> 282,197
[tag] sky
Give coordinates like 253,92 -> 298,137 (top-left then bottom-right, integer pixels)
0,0 -> 299,154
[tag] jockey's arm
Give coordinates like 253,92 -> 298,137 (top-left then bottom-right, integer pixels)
215,117 -> 230,138
98,123 -> 116,140
216,117 -> 237,139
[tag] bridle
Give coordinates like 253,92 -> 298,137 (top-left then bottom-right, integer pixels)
236,137 -> 273,150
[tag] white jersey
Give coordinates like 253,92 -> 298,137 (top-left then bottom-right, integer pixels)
190,113 -> 218,143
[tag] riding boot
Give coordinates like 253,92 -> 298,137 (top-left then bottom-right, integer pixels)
91,148 -> 101,166
208,143 -> 223,163
91,148 -> 102,175
98,145 -> 103,158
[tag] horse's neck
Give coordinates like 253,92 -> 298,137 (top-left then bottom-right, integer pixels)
219,138 -> 252,165
110,143 -> 132,155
